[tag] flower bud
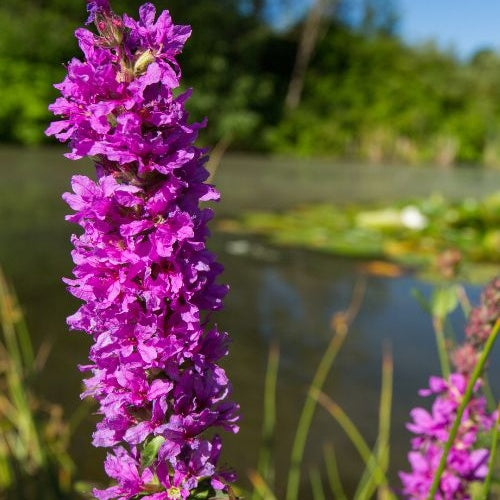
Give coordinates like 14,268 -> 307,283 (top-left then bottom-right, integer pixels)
95,12 -> 123,47
134,49 -> 156,75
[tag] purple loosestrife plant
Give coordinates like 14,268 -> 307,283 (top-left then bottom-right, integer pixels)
452,276 -> 499,377
465,276 -> 500,347
46,1 -> 239,498
399,374 -> 495,499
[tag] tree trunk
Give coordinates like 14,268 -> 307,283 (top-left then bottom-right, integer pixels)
284,0 -> 326,111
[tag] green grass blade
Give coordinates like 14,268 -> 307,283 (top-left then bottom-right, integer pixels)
0,271 -> 35,372
324,444 -> 347,500
252,342 -> 279,500
0,433 -> 12,489
482,373 -> 496,412
0,268 -> 45,467
315,390 -> 389,489
14,310 -> 36,374
482,403 -> 500,499
309,467 -> 325,500
248,470 -> 277,500
355,346 -> 393,499
456,284 -> 472,318
432,316 -> 451,379
285,280 -> 365,500
285,327 -> 348,500
0,270 -> 23,371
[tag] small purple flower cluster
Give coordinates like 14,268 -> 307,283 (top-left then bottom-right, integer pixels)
400,374 -> 494,499
453,276 -> 499,376
47,1 -> 239,498
465,276 -> 499,347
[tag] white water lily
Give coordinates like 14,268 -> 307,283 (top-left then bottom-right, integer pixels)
400,205 -> 428,230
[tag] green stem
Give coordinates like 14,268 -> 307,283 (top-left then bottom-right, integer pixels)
286,280 -> 365,500
426,319 -> 500,500
285,327 -> 348,500
433,316 -> 451,379
252,342 -> 279,500
483,373 -> 496,412
248,470 -> 277,500
324,444 -> 347,500
355,348 -> 393,499
309,468 -> 325,500
482,403 -> 500,499
316,391 -> 389,490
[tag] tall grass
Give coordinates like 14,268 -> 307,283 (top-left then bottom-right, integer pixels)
249,272 -> 500,500
249,279 -> 397,499
0,267 -> 77,499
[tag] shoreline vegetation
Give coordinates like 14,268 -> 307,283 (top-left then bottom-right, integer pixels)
2,0 -> 500,168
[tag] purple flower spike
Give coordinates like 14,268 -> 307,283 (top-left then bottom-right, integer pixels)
47,2 -> 239,498
466,276 -> 500,346
400,373 -> 495,499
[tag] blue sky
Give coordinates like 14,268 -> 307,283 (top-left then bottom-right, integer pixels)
269,0 -> 500,58
399,0 -> 500,57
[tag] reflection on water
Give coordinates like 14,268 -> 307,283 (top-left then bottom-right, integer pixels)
258,268 -> 306,341
0,147 -> 499,496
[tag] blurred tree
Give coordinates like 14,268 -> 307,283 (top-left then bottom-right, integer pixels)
285,0 -> 328,111
359,0 -> 399,36
165,0 -> 275,149
1,0 -> 500,167
252,0 -> 265,18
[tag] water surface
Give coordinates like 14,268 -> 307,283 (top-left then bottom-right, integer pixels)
0,147 -> 499,496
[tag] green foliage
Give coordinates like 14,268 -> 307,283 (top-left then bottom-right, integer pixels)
269,27 -> 500,165
0,0 -> 285,148
3,0 -> 500,166
140,436 -> 165,468
0,268 -> 77,498
0,59 -> 63,144
431,286 -> 459,320
187,478 -> 216,499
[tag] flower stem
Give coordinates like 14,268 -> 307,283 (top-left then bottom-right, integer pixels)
426,319 -> 500,500
433,316 -> 451,379
252,342 -> 279,499
285,327 -> 347,500
315,391 -> 389,492
482,402 -> 500,499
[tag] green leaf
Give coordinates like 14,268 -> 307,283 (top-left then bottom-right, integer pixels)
411,288 -> 431,314
469,481 -> 484,500
74,480 -> 100,498
187,480 -> 216,499
140,436 -> 165,468
188,491 -> 211,500
431,286 -> 458,319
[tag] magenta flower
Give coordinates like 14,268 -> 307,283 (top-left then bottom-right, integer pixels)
400,374 -> 495,499
451,343 -> 478,377
47,1 -> 239,498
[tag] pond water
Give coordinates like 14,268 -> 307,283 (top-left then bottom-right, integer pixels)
0,147 -> 499,497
